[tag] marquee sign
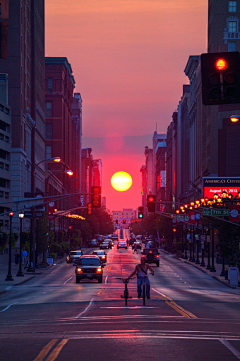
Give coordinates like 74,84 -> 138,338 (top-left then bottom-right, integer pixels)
202,177 -> 240,199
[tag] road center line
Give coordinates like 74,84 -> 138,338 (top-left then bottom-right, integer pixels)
75,298 -> 94,318
64,276 -> 73,284
45,339 -> 69,361
220,339 -> 240,360
33,339 -> 58,361
0,302 -> 18,312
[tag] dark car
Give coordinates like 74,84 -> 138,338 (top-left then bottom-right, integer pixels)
66,250 -> 83,264
111,234 -> 118,241
132,241 -> 141,250
117,240 -> 127,249
92,250 -> 107,264
75,255 -> 103,283
89,239 -> 98,247
100,240 -> 111,249
141,248 -> 160,267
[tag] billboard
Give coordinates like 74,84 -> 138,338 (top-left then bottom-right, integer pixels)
202,177 -> 240,199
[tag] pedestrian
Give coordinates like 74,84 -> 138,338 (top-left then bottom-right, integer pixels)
22,248 -> 27,265
15,250 -> 20,265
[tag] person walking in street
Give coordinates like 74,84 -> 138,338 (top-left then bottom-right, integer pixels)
22,248 -> 27,265
15,250 -> 20,265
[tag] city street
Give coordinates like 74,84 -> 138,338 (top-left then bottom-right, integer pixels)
0,243 -> 240,361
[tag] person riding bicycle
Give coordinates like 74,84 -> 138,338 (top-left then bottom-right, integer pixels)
126,257 -> 154,299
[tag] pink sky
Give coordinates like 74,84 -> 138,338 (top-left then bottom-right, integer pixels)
46,0 -> 208,212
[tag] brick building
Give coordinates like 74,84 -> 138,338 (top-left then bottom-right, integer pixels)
45,57 -> 76,210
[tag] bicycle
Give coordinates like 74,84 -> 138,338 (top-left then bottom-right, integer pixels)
116,278 -> 133,306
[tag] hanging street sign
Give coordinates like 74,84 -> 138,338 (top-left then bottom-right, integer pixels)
203,208 -> 229,216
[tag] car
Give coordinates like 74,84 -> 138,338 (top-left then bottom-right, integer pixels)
141,248 -> 160,267
100,241 -> 111,249
145,241 -> 156,249
111,234 -> 118,241
117,240 -> 127,249
132,241 -> 141,250
66,250 -> 83,264
75,255 -> 103,283
92,250 -> 107,264
89,239 -> 98,247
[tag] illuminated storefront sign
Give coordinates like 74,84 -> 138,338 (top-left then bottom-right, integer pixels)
202,177 -> 240,199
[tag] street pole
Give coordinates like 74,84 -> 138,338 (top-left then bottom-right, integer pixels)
27,219 -> 33,272
17,212 -> 24,277
210,227 -> 216,272
5,212 -> 14,281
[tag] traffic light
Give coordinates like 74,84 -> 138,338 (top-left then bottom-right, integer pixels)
138,206 -> 144,219
147,195 -> 155,213
87,203 -> 92,215
201,51 -> 240,105
123,219 -> 126,224
91,186 -> 101,208
173,227 -> 177,233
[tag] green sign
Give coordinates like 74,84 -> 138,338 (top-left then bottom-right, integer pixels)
172,214 -> 189,220
203,209 -> 229,216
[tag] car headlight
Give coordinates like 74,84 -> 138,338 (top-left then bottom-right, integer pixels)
76,268 -> 83,273
96,268 -> 102,273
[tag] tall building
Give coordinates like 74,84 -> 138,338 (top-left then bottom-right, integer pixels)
45,57 -> 76,210
0,0 -> 45,200
207,0 -> 240,178
72,93 -> 82,195
153,132 -> 167,211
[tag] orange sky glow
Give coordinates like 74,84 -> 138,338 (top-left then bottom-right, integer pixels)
46,0 -> 208,212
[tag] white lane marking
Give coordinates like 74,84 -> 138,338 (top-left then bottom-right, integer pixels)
64,276 -> 73,284
220,339 -> 240,359
5,286 -> 12,291
75,298 -> 94,319
0,302 -> 18,312
105,276 -> 108,284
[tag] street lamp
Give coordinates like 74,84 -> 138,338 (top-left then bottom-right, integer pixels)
17,212 -> 24,277
230,115 -> 240,123
5,212 -> 14,281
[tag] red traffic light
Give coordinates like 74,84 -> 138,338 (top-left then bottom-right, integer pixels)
68,226 -> 72,230
215,58 -> 228,71
173,228 -> 177,233
148,196 -> 155,202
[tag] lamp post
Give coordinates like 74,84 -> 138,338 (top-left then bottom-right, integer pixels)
17,212 -> 24,277
5,212 -> 14,281
210,226 -> 216,272
31,156 -> 61,272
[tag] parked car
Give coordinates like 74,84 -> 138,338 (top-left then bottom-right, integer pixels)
141,248 -> 160,267
75,255 -> 103,283
92,250 -> 107,264
100,241 -> 111,249
66,250 -> 83,264
89,239 -> 98,247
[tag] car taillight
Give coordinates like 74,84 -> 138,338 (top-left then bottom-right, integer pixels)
97,268 -> 102,273
156,255 -> 159,258
102,255 -> 106,259
67,256 -> 69,261
142,254 -> 145,257
77,268 -> 82,273
150,251 -> 152,253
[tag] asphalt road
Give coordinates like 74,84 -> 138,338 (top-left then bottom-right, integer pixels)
0,243 -> 240,361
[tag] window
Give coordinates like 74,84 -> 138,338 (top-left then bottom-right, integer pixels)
45,101 -> 52,118
229,1 -> 237,12
47,78 -> 53,94
45,123 -> 52,139
228,41 -> 237,51
45,145 -> 52,160
228,21 -> 238,32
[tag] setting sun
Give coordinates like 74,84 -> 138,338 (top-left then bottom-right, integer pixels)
111,171 -> 132,192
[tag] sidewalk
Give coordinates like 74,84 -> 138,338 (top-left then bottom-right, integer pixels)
169,251 -> 240,289
0,257 -> 66,295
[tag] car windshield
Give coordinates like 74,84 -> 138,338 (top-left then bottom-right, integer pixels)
78,258 -> 101,266
70,251 -> 82,256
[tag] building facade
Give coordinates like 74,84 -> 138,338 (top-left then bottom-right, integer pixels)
45,57 -> 76,210
0,0 -> 45,200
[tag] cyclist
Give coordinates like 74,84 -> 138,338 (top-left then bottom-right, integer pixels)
126,257 -> 154,299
